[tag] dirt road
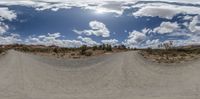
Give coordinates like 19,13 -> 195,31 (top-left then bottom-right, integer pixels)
0,50 -> 200,99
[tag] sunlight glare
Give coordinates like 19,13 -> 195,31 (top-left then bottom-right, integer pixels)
95,8 -> 107,14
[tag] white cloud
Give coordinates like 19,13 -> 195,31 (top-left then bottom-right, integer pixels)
146,39 -> 159,45
133,6 -> 177,19
0,7 -> 16,21
74,20 -> 110,37
183,15 -> 193,20
166,35 -> 200,47
144,39 -> 160,48
0,7 -> 17,42
0,22 -> 9,35
2,0 -> 200,47
188,16 -> 200,33
123,30 -> 146,48
0,33 -> 22,45
35,3 -> 72,11
132,3 -> 200,19
26,33 -> 83,47
143,0 -> 200,4
101,39 -> 118,46
77,36 -> 99,46
1,0 -> 200,17
0,7 -> 18,44
62,40 -> 83,48
84,1 -> 126,15
0,0 -> 133,15
153,22 -> 179,34
142,28 -> 152,34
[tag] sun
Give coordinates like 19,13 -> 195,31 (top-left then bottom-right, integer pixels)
95,8 -> 107,14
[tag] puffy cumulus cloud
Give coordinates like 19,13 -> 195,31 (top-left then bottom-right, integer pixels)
35,3 -> 72,11
144,39 -> 160,48
0,22 -> 9,35
0,33 -> 22,45
101,39 -> 118,46
142,0 -> 200,4
26,33 -> 83,47
183,15 -> 193,20
132,3 -> 200,19
153,22 -> 179,34
163,35 -> 200,47
1,0 -> 200,17
0,0 -> 134,15
73,21 -> 110,37
0,7 -> 16,21
188,16 -> 200,33
133,6 -> 177,19
27,33 -> 100,47
123,30 -> 146,48
77,36 -> 99,46
0,7 -> 17,38
0,7 -> 19,45
1,0 -> 200,4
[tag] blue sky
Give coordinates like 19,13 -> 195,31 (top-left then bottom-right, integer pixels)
0,0 -> 200,48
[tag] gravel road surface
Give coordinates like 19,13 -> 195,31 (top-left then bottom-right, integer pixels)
0,50 -> 200,99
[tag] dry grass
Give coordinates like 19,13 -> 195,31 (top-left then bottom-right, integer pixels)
14,45 -> 128,59
0,48 -> 7,55
0,49 -> 4,54
140,48 -> 200,63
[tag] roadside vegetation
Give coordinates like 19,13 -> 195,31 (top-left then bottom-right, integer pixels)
139,41 -> 200,63
1,43 -> 200,63
14,44 -> 128,59
0,46 -> 8,55
0,48 -> 4,54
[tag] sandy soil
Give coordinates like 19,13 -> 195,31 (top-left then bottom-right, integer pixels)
0,50 -> 200,99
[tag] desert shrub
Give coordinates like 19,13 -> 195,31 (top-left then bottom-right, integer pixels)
21,47 -> 30,52
53,48 -> 59,53
121,45 -> 127,49
180,53 -> 187,57
146,47 -> 153,54
98,45 -> 103,50
71,53 -> 75,56
157,41 -> 174,50
85,51 -> 92,56
114,46 -> 118,48
79,45 -> 87,55
116,45 -> 126,50
60,53 -> 65,57
172,53 -> 177,57
106,44 -> 112,51
102,44 -> 106,50
0,48 -> 5,54
92,46 -> 98,51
